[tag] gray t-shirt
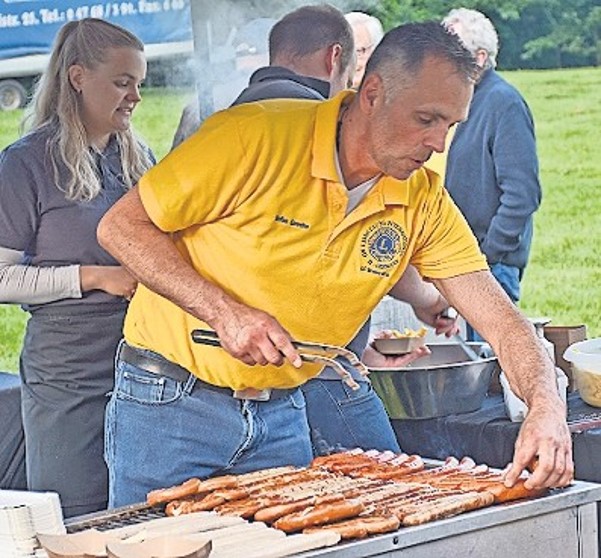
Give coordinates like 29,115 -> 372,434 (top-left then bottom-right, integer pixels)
0,126 -> 146,310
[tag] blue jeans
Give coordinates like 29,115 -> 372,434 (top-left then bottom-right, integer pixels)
301,378 -> 400,456
467,262 -> 521,342
105,355 -> 313,508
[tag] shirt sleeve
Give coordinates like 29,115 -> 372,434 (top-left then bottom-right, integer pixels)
0,246 -> 82,304
0,146 -> 40,251
410,174 -> 488,279
138,109 -> 253,233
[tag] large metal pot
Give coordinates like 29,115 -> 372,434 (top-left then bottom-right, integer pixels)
369,343 -> 498,419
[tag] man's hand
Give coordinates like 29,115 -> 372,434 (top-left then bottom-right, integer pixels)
429,308 -> 461,337
504,397 -> 573,489
210,299 -> 302,369
362,341 -> 430,368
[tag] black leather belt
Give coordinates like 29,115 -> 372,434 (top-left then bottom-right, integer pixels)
118,342 -> 295,401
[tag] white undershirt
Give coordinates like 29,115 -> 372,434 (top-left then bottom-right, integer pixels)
334,149 -> 381,215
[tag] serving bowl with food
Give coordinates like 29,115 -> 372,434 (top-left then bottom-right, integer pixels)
368,342 -> 498,419
564,338 -> 601,408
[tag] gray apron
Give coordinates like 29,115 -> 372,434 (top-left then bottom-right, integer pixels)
20,302 -> 125,517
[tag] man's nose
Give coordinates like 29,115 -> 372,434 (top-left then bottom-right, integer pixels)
425,127 -> 448,153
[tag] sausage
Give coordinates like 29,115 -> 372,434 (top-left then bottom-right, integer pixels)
311,449 -> 366,468
147,477 -> 201,506
254,494 -> 344,524
483,479 -> 548,503
215,498 -> 268,519
164,493 -> 208,516
303,521 -> 368,540
273,499 -> 365,533
236,466 -> 299,487
401,491 -> 494,526
303,514 -> 400,539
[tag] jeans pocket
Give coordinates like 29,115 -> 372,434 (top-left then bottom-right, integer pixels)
113,362 -> 184,405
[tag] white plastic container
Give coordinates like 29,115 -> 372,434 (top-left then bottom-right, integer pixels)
500,368 -> 568,422
563,338 -> 601,407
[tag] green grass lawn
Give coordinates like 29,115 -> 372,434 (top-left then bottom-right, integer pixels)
505,68 -> 601,333
1,69 -> 600,372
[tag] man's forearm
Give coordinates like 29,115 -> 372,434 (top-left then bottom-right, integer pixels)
434,271 -> 559,406
97,187 -> 233,327
389,265 -> 442,310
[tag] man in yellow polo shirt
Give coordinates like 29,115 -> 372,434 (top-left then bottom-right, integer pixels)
98,21 -> 572,507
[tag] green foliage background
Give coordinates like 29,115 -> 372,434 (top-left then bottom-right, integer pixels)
192,0 -> 601,69
366,0 -> 601,69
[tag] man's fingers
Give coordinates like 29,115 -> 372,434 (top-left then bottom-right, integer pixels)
525,447 -> 573,489
511,437 -> 573,490
268,331 -> 301,368
503,461 -> 524,488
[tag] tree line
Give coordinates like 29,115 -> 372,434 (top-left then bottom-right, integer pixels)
236,0 -> 601,70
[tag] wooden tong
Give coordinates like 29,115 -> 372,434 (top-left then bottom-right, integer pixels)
191,329 -> 367,390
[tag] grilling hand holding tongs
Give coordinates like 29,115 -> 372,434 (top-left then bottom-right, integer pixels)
191,329 -> 368,390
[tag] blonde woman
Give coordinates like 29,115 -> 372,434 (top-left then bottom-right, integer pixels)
0,18 -> 153,516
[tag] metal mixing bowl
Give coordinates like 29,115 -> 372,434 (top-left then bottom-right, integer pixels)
369,343 -> 499,419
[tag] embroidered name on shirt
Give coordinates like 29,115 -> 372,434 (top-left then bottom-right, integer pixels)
275,215 -> 310,229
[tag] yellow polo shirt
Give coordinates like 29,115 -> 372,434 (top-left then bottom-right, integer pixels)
125,91 -> 487,390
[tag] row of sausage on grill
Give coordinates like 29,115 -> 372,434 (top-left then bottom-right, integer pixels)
145,449 -> 548,540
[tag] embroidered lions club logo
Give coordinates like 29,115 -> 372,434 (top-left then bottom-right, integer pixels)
360,220 -> 407,277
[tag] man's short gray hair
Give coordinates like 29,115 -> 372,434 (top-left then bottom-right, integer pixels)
442,8 -> 498,69
365,21 -> 479,99
345,11 -> 384,45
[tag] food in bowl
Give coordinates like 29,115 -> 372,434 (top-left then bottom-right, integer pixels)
373,327 -> 427,355
573,367 -> 601,407
563,338 -> 601,408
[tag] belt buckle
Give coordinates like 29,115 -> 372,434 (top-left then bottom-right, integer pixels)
233,387 -> 272,401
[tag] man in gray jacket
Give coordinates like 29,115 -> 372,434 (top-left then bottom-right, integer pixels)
443,8 -> 541,340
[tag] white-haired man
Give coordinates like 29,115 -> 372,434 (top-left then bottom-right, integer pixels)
442,8 -> 542,341
345,11 -> 384,88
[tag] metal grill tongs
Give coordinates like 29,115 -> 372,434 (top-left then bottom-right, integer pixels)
191,329 -> 368,391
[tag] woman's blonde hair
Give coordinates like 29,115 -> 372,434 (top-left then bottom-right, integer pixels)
24,18 -> 152,202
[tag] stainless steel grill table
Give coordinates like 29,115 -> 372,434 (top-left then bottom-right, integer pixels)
65,481 -> 601,558
297,481 -> 601,558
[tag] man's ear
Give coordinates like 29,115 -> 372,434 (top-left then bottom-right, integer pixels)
475,49 -> 489,68
359,73 -> 384,114
68,64 -> 85,93
325,43 -> 343,76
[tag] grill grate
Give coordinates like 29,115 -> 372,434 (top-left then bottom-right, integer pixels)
65,502 -> 166,533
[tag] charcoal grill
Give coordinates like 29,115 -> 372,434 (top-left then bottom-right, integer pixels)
65,502 -> 165,533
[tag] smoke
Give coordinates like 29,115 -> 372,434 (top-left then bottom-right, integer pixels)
185,0 -> 377,117
166,0 -> 382,148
